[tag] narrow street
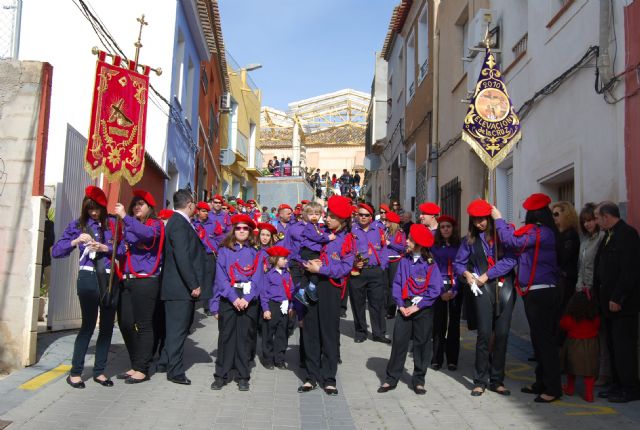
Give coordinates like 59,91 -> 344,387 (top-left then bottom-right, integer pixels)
1,307 -> 639,430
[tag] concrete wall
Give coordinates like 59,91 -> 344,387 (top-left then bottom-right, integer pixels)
256,177 -> 314,212
0,61 -> 49,370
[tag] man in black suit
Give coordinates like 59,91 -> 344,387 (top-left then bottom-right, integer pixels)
594,201 -> 640,403
158,189 -> 210,385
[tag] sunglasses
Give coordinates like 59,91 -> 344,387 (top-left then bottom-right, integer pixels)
552,212 -> 560,217
357,213 -> 372,218
235,226 -> 250,231
212,200 -> 222,204
380,210 -> 386,214
392,203 -> 400,207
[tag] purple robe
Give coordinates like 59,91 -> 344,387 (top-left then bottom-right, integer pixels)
215,243 -> 264,303
432,243 -> 460,293
52,217 -> 122,270
300,222 -> 331,253
122,215 -> 163,276
351,223 -> 387,267
392,254 -> 443,309
260,267 -> 294,311
192,216 -> 218,254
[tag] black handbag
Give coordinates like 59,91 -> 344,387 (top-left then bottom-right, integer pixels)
94,256 -> 119,309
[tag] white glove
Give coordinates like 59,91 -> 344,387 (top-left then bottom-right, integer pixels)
411,296 -> 423,306
280,300 -> 289,315
241,282 -> 251,295
470,281 -> 483,297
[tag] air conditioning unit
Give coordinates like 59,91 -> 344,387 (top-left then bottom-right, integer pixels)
397,152 -> 407,168
220,92 -> 231,112
467,9 -> 496,58
466,53 -> 485,95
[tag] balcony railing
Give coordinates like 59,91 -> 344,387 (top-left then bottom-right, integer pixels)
254,148 -> 264,170
236,131 -> 248,159
420,59 -> 428,80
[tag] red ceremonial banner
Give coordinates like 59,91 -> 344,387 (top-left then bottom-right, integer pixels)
85,51 -> 150,185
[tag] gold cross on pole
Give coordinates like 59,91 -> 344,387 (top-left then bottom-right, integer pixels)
134,14 -> 148,65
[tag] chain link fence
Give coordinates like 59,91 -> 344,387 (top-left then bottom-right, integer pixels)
0,0 -> 21,60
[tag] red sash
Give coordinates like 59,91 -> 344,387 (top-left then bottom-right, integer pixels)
196,223 -> 217,254
229,253 -> 260,286
514,226 -> 541,296
402,264 -> 435,300
282,273 -> 293,300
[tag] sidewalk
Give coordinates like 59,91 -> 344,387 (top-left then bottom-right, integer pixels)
1,307 -> 639,430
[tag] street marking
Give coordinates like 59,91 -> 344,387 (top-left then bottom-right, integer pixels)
505,362 -> 535,382
18,365 -> 71,391
554,400 -> 618,416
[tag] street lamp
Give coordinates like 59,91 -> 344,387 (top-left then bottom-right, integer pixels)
243,63 -> 262,71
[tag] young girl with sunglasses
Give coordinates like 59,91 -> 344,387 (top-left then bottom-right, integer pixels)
211,215 -> 264,391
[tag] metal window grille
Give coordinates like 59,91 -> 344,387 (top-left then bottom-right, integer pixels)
440,177 -> 462,222
0,0 -> 21,59
512,33 -> 528,58
558,180 -> 574,206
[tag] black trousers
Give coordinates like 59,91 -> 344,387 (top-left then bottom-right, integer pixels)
290,264 -> 305,361
385,305 -> 434,387
299,247 -> 320,291
70,271 -> 116,377
303,277 -> 342,386
471,284 -> 515,387
158,300 -> 195,378
215,298 -> 259,382
386,261 -> 400,316
432,291 -> 464,366
118,277 -> 159,374
604,313 -> 640,392
262,301 -> 289,365
349,266 -> 387,339
523,287 -> 562,397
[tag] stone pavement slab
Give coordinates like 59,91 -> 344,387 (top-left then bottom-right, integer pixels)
1,306 -> 639,429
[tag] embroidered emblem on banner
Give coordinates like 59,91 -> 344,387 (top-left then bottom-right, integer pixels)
85,50 -> 150,185
462,49 -> 521,170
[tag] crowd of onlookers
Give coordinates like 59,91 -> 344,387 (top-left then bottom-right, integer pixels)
266,156 -> 294,176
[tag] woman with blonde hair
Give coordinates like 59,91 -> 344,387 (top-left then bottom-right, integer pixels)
551,201 -> 580,312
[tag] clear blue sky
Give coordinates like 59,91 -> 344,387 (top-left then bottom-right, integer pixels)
218,0 -> 396,111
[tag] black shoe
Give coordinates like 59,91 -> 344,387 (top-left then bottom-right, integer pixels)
471,386 -> 485,397
238,380 -> 250,391
204,309 -> 212,316
377,384 -> 396,393
447,364 -> 457,371
372,335 -> 391,344
125,375 -> 149,384
521,385 -> 542,395
66,376 -> 85,389
155,365 -> 167,373
354,337 -> 366,343
116,372 -> 134,380
489,384 -> 511,396
340,311 -> 347,318
431,363 -> 442,371
337,358 -> 342,364
263,362 -> 274,370
413,385 -> 427,395
324,386 -> 338,396
167,375 -> 191,385
305,288 -> 318,302
608,391 -> 640,403
598,388 -> 617,399
386,313 -> 395,319
534,395 -> 560,403
93,376 -> 114,387
210,379 -> 225,390
297,382 -> 317,393
275,362 -> 287,369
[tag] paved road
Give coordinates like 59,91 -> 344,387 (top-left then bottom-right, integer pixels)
1,306 -> 639,430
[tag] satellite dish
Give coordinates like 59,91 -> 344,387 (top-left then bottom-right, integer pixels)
364,154 -> 381,171
220,149 -> 236,166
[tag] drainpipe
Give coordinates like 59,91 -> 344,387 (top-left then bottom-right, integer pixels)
429,11 -> 440,203
599,0 -> 613,83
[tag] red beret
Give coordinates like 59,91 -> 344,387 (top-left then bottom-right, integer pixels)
85,185 -> 107,207
213,194 -> 224,202
278,204 -> 292,212
467,199 -> 492,217
294,209 -> 301,216
410,224 -> 435,248
247,199 -> 256,205
196,201 -> 209,211
231,214 -> 256,230
228,205 -> 236,213
437,215 -> 457,226
301,199 -> 310,204
523,193 -> 551,211
419,202 -> 441,215
257,222 -> 277,235
327,195 -> 353,219
133,189 -> 156,207
266,245 -> 290,257
358,203 -> 374,215
351,205 -> 358,213
158,209 -> 174,220
386,211 -> 401,224
379,204 -> 391,213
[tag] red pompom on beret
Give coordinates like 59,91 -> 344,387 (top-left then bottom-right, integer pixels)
467,199 -> 492,217
410,223 -> 435,248
132,189 -> 156,207
85,185 -> 107,208
523,193 -> 551,211
386,211 -> 401,224
327,195 -> 353,219
419,202 -> 441,215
